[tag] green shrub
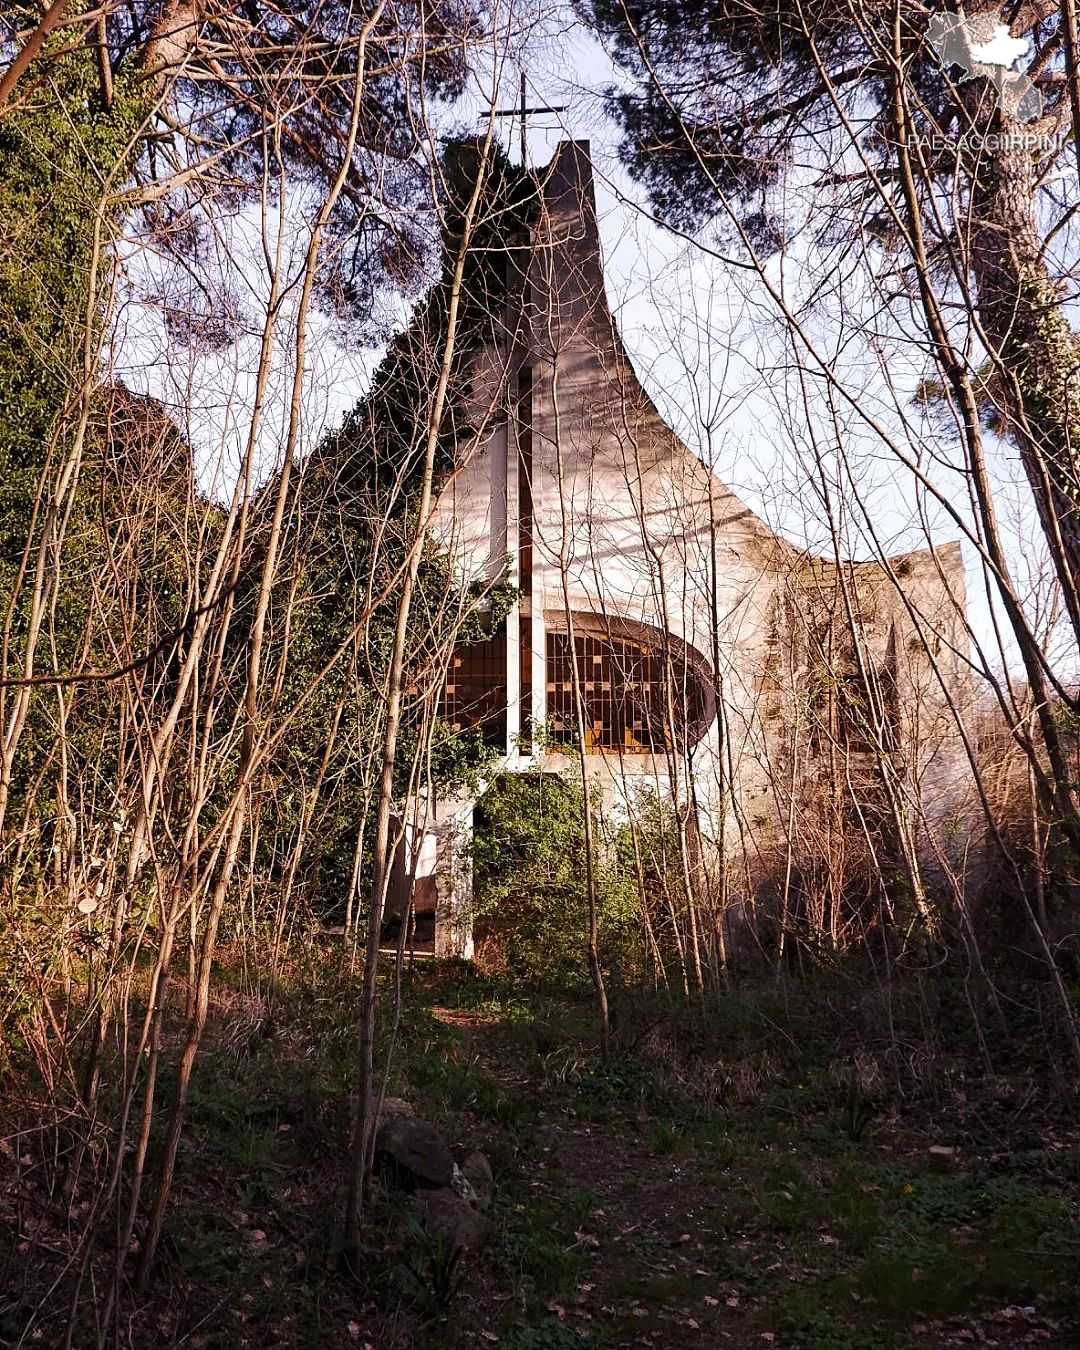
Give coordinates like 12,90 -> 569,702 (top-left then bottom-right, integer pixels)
471,772 -> 640,982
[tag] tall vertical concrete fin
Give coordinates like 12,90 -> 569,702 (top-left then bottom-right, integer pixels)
531,139 -> 611,352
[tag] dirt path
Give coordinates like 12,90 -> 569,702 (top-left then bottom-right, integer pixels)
540,1124 -> 756,1348
435,1006 -> 760,1349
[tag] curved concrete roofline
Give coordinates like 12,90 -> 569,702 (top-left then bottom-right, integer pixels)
531,138 -> 791,553
531,139 -> 958,579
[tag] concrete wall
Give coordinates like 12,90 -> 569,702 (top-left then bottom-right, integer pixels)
426,139 -> 973,939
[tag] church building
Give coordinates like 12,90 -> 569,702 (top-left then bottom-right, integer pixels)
395,139 -> 969,960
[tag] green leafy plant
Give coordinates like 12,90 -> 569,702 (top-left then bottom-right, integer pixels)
471,772 -> 640,982
499,1320 -> 594,1350
396,1214 -> 467,1315
838,1070 -> 875,1143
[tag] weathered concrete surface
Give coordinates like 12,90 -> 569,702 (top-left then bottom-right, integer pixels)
420,140 -> 972,950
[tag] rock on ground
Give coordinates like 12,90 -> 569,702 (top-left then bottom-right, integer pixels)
374,1114 -> 455,1189
459,1151 -> 494,1210
378,1097 -> 414,1121
420,1187 -> 492,1251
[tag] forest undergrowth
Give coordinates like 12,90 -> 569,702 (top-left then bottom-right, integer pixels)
3,944 -> 1078,1350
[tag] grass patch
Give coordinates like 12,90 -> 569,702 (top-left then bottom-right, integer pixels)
9,953 -> 1077,1350
488,1188 -> 597,1318
498,1320 -> 596,1350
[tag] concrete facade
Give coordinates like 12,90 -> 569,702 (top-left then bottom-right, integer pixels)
405,140 -> 969,957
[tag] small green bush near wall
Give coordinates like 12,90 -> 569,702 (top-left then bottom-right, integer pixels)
470,772 -> 640,983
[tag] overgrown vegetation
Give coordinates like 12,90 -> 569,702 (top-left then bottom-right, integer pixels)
471,773 -> 641,982
6,953 -> 1075,1347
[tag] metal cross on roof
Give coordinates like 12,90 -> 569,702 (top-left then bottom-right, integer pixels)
494,72 -> 568,165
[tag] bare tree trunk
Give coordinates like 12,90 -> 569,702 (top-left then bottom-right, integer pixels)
545,347 -> 611,1054
343,116 -> 499,1255
135,9 -> 388,1283
891,66 -> 1080,863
